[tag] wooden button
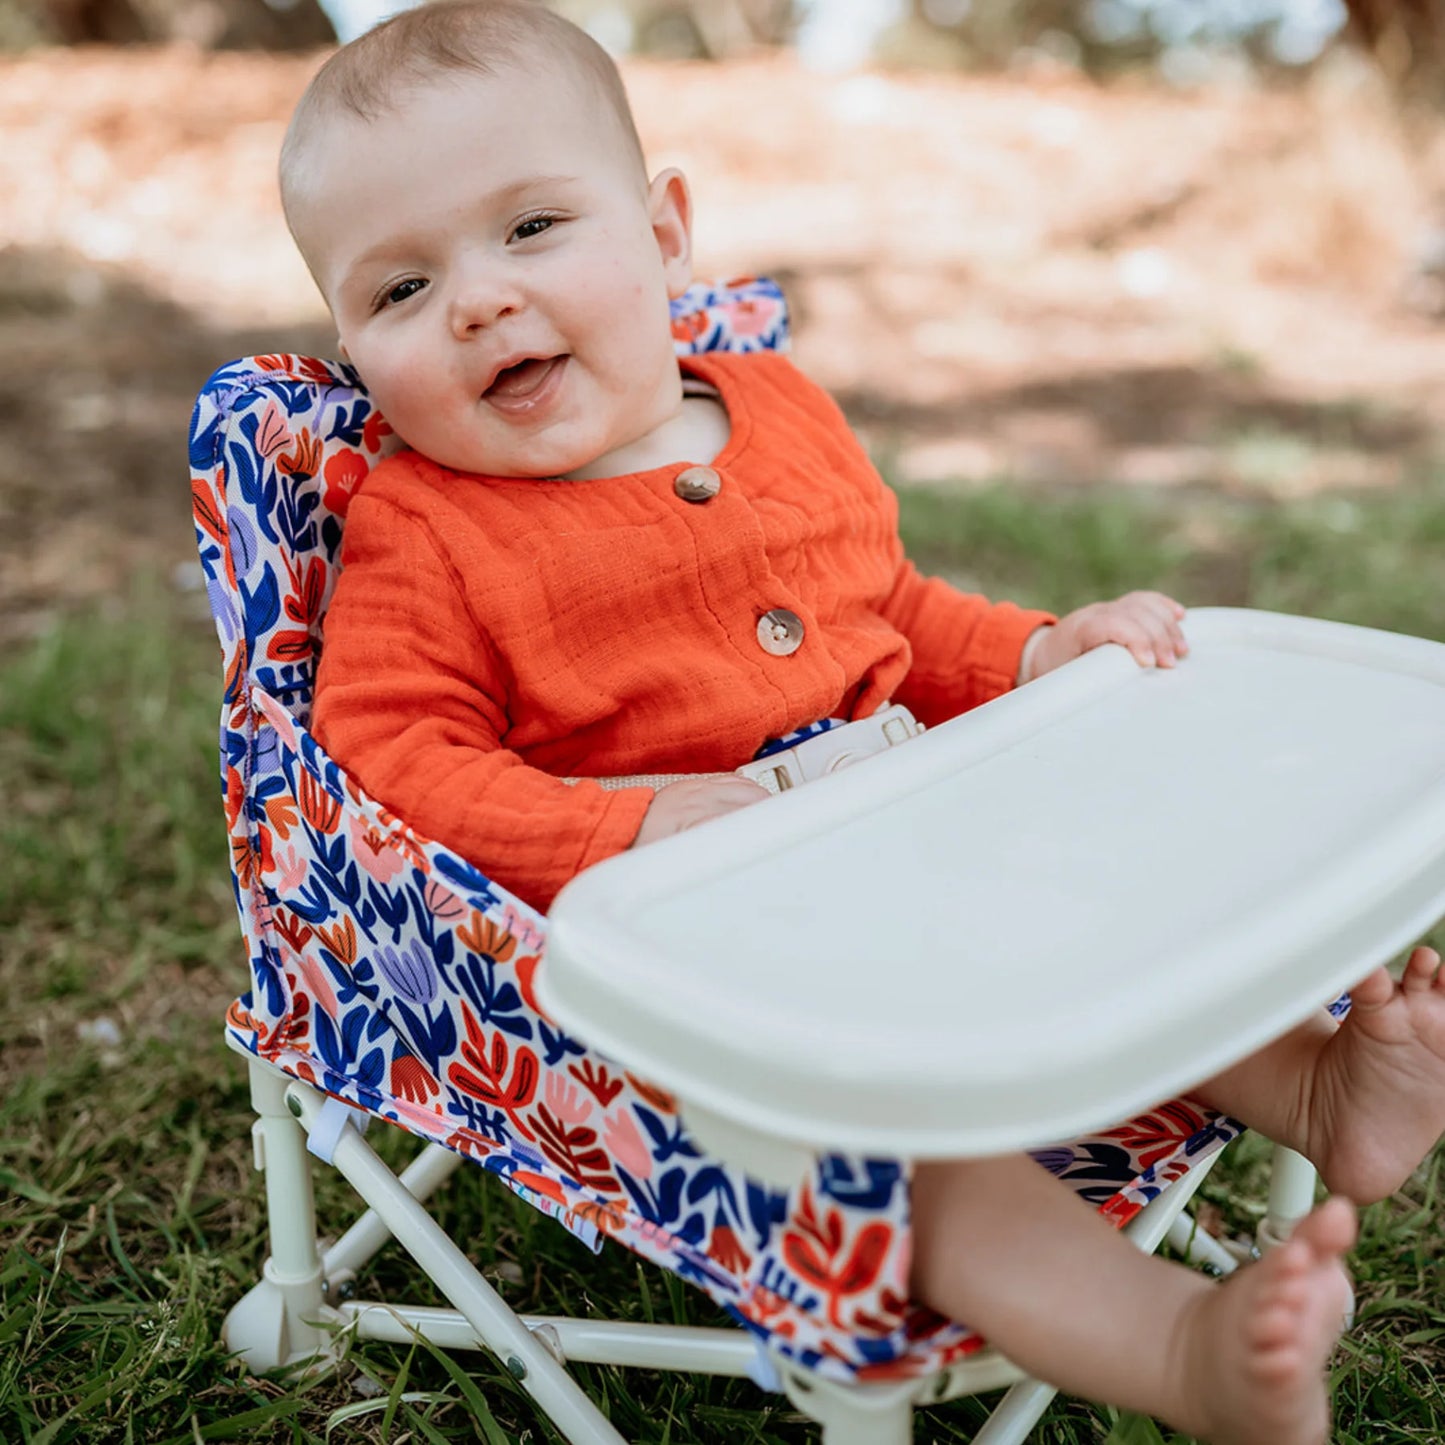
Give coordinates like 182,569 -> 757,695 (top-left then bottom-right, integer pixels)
674,466 -> 722,503
757,609 -> 804,656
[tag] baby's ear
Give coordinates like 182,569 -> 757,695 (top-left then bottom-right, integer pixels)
648,167 -> 693,299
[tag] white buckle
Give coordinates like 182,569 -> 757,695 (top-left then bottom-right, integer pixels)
736,704 -> 922,794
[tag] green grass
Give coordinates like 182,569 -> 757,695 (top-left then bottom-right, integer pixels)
3,469 -> 1444,1444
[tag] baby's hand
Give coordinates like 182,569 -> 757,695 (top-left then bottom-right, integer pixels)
1018,591 -> 1187,683
631,775 -> 771,848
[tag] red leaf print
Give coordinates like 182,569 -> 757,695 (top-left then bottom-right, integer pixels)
568,1057 -> 623,1108
272,908 -> 312,953
297,770 -> 341,834
362,410 -> 393,454
192,477 -> 226,543
527,1104 -> 618,1191
284,556 -> 327,626
323,450 -> 368,518
833,1221 -> 891,1297
780,1230 -> 830,1290
277,428 -> 321,480
707,1224 -> 751,1277
267,629 -> 314,662
447,1003 -> 539,1136
392,1053 -> 440,1103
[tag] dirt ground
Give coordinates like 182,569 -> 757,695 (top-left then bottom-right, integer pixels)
3,42 -> 1445,642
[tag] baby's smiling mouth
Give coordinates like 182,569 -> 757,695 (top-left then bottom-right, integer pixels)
483,355 -> 566,406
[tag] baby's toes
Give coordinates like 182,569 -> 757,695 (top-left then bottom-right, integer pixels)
1402,946 -> 1443,994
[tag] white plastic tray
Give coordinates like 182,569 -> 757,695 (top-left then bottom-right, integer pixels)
541,609 -> 1445,1166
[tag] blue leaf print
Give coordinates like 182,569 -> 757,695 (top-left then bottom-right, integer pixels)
370,882 -> 410,941
817,1156 -> 902,1211
240,566 -> 281,641
326,398 -> 370,446
434,854 -> 501,909
253,944 -> 287,1018
537,1019 -> 581,1067
189,404 -> 226,469
279,483 -> 319,556
745,1180 -> 785,1248
356,1047 -> 386,1089
635,1107 -> 699,1164
314,1007 -> 344,1070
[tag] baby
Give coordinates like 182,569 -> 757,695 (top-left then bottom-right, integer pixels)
280,4 -> 1445,1441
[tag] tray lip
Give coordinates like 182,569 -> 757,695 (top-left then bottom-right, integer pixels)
540,607 -> 1445,1155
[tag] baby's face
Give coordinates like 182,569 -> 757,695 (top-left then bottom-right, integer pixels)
292,67 -> 691,478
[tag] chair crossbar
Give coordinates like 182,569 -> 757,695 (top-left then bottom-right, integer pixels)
321,1143 -> 465,1293
339,1301 -> 762,1376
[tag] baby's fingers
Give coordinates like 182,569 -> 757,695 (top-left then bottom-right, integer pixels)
1106,614 -> 1168,669
1116,592 -> 1188,667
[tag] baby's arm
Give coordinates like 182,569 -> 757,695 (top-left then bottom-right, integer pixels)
1016,591 -> 1188,684
314,487 -> 654,911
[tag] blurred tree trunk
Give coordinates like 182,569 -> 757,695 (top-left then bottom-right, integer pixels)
23,0 -> 334,47
1342,0 -> 1445,104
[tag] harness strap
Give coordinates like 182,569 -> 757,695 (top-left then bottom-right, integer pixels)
558,703 -> 923,797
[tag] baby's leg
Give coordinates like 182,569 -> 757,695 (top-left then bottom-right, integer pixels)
911,1155 -> 1353,1445
1194,946 -> 1445,1203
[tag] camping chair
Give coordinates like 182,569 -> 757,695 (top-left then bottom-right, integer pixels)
190,277 -> 1445,1444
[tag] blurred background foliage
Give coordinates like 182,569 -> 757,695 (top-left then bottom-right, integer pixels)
3,0 -> 1442,108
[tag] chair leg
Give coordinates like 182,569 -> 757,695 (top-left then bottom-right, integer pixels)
1257,1144 -> 1318,1253
285,1080 -> 631,1445
223,1060 -> 343,1372
774,1358 -> 916,1445
967,1379 -> 1059,1445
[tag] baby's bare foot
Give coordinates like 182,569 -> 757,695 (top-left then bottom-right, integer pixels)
1307,947 -> 1445,1202
1176,1198 -> 1355,1445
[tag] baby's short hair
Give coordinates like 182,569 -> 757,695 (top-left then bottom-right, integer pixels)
280,0 -> 646,228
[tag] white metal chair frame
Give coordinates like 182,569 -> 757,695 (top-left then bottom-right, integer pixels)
228,1042 -> 1318,1443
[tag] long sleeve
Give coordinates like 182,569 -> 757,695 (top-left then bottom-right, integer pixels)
313,487 -> 654,913
882,558 -> 1055,727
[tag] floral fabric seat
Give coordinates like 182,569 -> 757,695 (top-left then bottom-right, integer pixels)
190,277 -> 1246,1390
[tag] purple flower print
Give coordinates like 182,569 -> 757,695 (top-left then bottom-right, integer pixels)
376,940 -> 438,1005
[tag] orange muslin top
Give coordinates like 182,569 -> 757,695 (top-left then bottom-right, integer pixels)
314,351 -> 1054,911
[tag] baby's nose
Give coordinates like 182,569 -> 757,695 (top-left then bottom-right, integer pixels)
448,279 -> 522,337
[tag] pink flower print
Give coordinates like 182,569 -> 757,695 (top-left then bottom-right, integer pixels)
726,297 -> 774,339
292,950 -> 338,1018
633,1218 -> 673,1249
385,1094 -> 447,1136
543,1072 -> 592,1130
272,843 -> 307,895
423,880 -> 466,921
501,903 -> 545,952
255,402 -> 290,459
348,815 -> 405,885
602,1107 -> 652,1181
255,692 -> 299,753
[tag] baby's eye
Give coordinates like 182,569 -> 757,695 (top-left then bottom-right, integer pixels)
511,214 -> 556,242
382,277 -> 427,308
